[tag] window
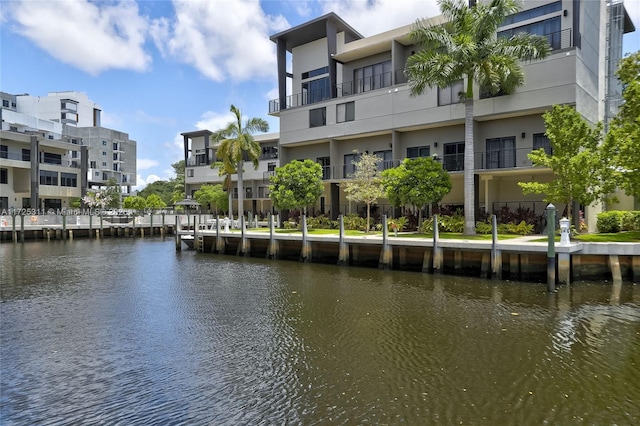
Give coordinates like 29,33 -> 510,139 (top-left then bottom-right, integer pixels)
309,107 -> 326,127
0,197 -> 7,210
0,145 -> 7,159
443,142 -> 465,171
498,17 -> 562,50
261,146 -> 278,159
533,133 -> 553,155
42,152 -> 62,165
407,146 -> 430,158
2,100 -> 8,107
0,168 -> 7,184
102,151 -> 107,156
113,143 -> 118,150
40,170 -> 58,186
90,161 -> 96,169
302,77 -> 330,104
373,150 -> 393,170
61,172 -> 77,187
44,199 -> 62,210
267,162 -> 276,172
501,1 -> 561,26
72,151 -> 78,159
95,171 -> 100,176
22,149 -> 31,161
486,137 -> 516,169
102,173 -> 108,180
302,67 -> 328,79
187,169 -> 194,177
438,80 -> 464,106
343,153 -> 360,178
102,141 -> 107,146
71,138 -> 79,144
354,60 -> 392,93
102,162 -> 107,167
337,102 -> 355,123
113,164 -> 119,171
317,156 -> 331,179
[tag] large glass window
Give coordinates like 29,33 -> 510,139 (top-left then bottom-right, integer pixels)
61,172 -> 77,187
0,168 -> 7,184
498,17 -> 562,49
438,80 -> 465,106
0,197 -> 7,209
42,152 -> 62,165
486,137 -> 516,169
343,153 -> 361,178
303,77 -> 330,104
337,102 -> 355,123
354,60 -> 392,93
373,150 -> 393,171
40,170 -> 58,186
309,107 -> 326,128
407,146 -> 430,159
302,67 -> 328,79
443,142 -> 465,171
317,157 -> 331,179
0,145 -> 7,159
533,133 -> 553,155
501,1 -> 562,26
22,149 -> 30,161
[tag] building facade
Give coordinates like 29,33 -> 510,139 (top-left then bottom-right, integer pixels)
267,0 -> 636,226
182,130 -> 280,216
0,91 -> 137,210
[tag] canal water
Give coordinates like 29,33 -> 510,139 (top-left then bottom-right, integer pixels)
1,238 -> 639,425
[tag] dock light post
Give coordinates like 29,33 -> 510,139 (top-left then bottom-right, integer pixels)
546,204 -> 556,293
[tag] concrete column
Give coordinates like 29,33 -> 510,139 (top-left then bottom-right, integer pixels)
433,215 -> 443,273
378,214 -> 392,270
558,252 -> 571,285
300,215 -> 311,262
337,215 -> 349,265
609,255 -> 622,285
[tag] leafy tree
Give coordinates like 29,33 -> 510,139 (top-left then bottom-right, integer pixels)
405,0 -> 550,234
123,195 -> 147,210
171,160 -> 186,203
214,105 -> 269,220
138,180 -> 175,205
103,178 -> 122,208
82,187 -> 114,209
382,157 -> 452,224
145,194 -> 167,210
518,104 -> 607,219
603,51 -> 640,197
193,184 -> 228,214
269,159 -> 324,214
342,152 -> 385,232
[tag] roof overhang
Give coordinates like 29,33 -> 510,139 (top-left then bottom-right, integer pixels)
270,12 -> 363,52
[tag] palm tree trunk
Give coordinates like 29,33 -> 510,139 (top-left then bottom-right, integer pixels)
464,98 -> 476,235
237,165 -> 244,222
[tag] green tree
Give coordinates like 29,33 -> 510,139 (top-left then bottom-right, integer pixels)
193,184 -> 228,214
171,160 -> 186,203
405,0 -> 550,234
145,194 -> 167,210
214,105 -> 269,220
269,159 -> 324,214
603,51 -> 640,197
123,195 -> 147,210
342,152 -> 385,232
104,178 -> 122,208
382,157 -> 452,224
138,180 -> 175,205
518,104 -> 606,219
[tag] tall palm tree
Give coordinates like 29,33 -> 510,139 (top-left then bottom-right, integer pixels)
214,105 -> 269,221
406,0 -> 550,234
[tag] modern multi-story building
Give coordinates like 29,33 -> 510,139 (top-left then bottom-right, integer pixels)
266,0 -> 636,227
182,130 -> 280,216
0,91 -> 137,210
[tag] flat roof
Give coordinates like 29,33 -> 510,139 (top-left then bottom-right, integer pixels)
270,12 -> 363,52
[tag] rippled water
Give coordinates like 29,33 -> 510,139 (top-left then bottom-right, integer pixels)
1,238 -> 639,425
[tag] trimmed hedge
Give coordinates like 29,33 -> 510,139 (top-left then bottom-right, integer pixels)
596,210 -> 640,233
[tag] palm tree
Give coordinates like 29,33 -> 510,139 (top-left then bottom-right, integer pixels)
214,105 -> 269,222
405,0 -> 550,234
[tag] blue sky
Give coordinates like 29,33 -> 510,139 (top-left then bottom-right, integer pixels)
1,0 -> 638,190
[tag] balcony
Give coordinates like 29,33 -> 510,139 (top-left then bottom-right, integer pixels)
269,68 -> 405,113
441,147 -> 540,172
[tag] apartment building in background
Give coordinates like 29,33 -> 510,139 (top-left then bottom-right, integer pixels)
1,91 -> 137,210
266,0 -> 636,228
182,130 -> 280,216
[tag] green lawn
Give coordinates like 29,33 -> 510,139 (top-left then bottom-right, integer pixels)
531,231 -> 640,243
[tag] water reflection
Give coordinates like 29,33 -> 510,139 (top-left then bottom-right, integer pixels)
1,239 -> 639,425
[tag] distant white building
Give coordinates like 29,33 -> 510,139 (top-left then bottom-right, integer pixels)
0,91 -> 137,210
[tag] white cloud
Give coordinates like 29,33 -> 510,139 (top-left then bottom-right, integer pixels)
133,173 -> 162,191
8,0 -> 151,75
137,158 -> 159,170
151,0 -> 289,82
195,110 -> 235,132
319,0 -> 441,36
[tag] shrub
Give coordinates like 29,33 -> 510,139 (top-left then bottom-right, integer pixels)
420,217 -> 434,234
388,216 -> 408,233
307,215 -> 337,229
597,211 -> 623,233
343,213 -> 367,231
438,211 -> 465,233
475,221 -> 493,234
620,211 -> 640,231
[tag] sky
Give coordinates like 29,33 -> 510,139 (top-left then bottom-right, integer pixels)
1,0 -> 639,191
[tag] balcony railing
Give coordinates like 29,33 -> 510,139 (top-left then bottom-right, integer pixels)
269,69 -> 405,113
546,28 -> 572,51
441,147 -> 539,172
